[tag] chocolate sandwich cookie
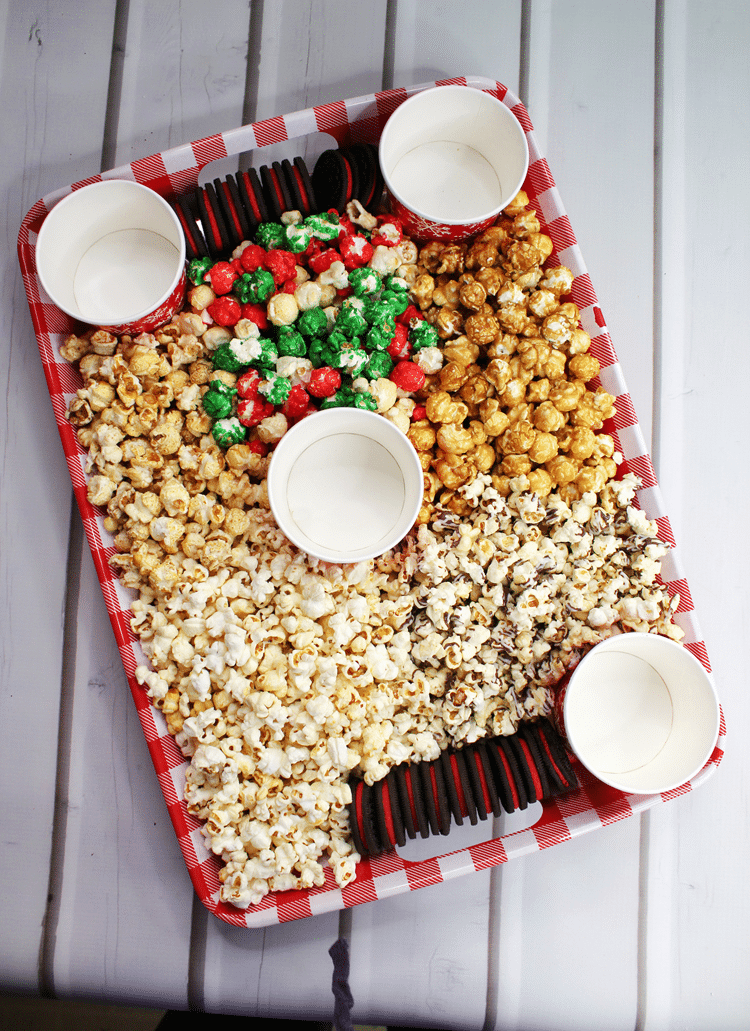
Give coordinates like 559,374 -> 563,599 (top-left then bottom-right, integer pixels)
486,738 -> 516,814
312,149 -> 354,214
260,162 -> 294,222
499,735 -> 528,810
373,777 -> 405,849
345,143 -> 377,210
348,778 -> 368,857
214,175 -> 251,248
404,764 -> 430,839
392,763 -> 416,840
450,749 -> 479,825
439,749 -> 463,827
476,741 -> 503,818
294,156 -> 318,214
360,781 -> 384,855
464,745 -> 489,822
518,724 -> 552,801
490,738 -> 523,813
196,182 -> 229,258
367,142 -> 385,212
281,158 -> 309,216
236,167 -> 269,230
172,194 -> 207,259
423,758 -> 452,836
506,732 -> 540,806
532,720 -> 579,793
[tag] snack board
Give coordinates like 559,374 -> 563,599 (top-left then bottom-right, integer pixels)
17,76 -> 725,927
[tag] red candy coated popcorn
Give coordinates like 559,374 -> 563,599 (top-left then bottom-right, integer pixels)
208,261 -> 238,295
207,295 -> 242,326
308,248 -> 340,275
387,323 -> 410,360
411,404 -> 427,421
307,366 -> 341,398
339,234 -> 374,270
371,217 -> 403,248
389,360 -> 425,392
263,249 -> 297,285
236,368 -> 262,399
237,396 -> 273,427
241,302 -> 269,331
397,303 -> 423,326
239,244 -> 266,273
281,383 -> 311,420
247,439 -> 268,456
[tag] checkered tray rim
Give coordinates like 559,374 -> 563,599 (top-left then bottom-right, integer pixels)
18,75 -> 725,928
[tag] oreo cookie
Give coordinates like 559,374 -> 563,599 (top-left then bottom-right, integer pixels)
373,777 -> 405,849
345,143 -> 377,210
519,724 -> 552,801
465,746 -> 489,822
348,778 -> 368,857
404,764 -> 430,839
312,149 -> 354,214
260,162 -> 294,221
236,167 -> 268,229
367,142 -> 385,212
486,738 -> 517,814
476,741 -> 503,818
506,732 -> 539,806
393,763 -> 416,840
359,781 -> 383,855
172,194 -> 207,259
214,176 -> 250,248
531,720 -> 578,792
424,758 -> 452,835
294,156 -> 318,214
196,183 -> 228,258
439,749 -> 463,826
499,736 -> 528,810
451,749 -> 478,825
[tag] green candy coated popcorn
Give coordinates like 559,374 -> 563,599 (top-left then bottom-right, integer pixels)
335,303 -> 367,338
202,381 -> 237,419
212,417 -> 247,448
212,341 -> 249,373
233,269 -> 275,304
366,322 -> 396,352
352,390 -> 377,411
297,306 -> 328,337
255,222 -> 286,249
259,375 -> 291,405
347,267 -> 382,297
380,289 -> 410,317
276,326 -> 307,357
284,223 -> 313,253
331,346 -> 368,376
187,256 -> 213,286
305,212 -> 341,242
409,320 -> 439,350
362,297 -> 393,325
320,386 -> 356,409
363,350 -> 394,380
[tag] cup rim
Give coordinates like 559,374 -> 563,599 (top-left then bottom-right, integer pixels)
267,408 -> 424,564
378,84 -> 530,227
562,634 -> 720,794
35,178 -> 186,327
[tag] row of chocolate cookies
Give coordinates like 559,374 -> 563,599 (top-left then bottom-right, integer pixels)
348,718 -> 579,858
172,143 -> 382,259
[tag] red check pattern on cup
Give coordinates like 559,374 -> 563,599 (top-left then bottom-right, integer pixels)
17,76 -> 725,928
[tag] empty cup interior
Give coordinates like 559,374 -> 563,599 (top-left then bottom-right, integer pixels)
563,634 -> 720,794
268,410 -> 423,563
379,86 -> 529,223
36,180 -> 185,325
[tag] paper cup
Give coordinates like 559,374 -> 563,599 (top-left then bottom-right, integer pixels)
561,634 -> 720,795
378,84 -> 529,241
267,409 -> 423,564
35,179 -> 186,334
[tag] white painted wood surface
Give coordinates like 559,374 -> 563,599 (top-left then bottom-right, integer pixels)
1,0 -> 748,1026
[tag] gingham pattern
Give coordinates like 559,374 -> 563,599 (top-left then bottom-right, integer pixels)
17,76 -> 725,929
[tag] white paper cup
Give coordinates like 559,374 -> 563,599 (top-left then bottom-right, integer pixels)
35,179 -> 186,334
562,634 -> 720,795
267,409 -> 423,564
379,85 -> 529,241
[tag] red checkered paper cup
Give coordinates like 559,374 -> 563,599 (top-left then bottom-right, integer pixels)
35,179 -> 186,335
378,84 -> 529,242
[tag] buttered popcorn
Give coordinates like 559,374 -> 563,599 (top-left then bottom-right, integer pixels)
60,197 -> 684,909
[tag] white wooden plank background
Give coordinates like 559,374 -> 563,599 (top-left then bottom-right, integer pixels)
0,0 -> 748,1026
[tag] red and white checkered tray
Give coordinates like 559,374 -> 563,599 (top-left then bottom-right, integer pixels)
18,76 -> 725,927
